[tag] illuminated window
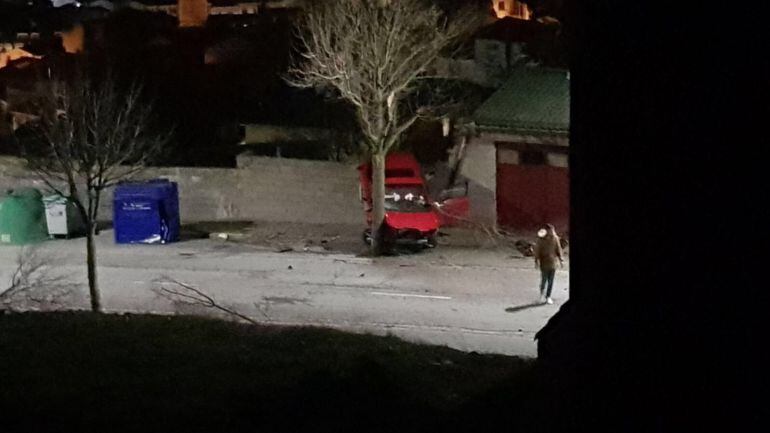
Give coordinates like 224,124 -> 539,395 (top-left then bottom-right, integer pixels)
492,0 -> 531,20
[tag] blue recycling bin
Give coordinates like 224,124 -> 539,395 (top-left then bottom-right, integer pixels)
113,179 -> 180,244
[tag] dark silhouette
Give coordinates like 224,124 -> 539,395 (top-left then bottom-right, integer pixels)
505,302 -> 544,313
525,0 -> 767,431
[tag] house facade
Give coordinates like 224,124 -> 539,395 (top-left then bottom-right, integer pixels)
456,66 -> 569,233
434,11 -> 563,88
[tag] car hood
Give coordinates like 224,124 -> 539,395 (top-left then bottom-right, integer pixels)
384,211 -> 439,232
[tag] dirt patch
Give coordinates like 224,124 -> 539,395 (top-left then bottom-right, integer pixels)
184,220 -> 366,254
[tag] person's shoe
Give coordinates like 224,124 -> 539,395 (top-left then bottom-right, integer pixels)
539,294 -> 546,304
546,297 -> 554,305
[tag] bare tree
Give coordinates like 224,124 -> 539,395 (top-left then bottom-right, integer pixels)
27,76 -> 168,312
288,0 -> 482,254
1,246 -> 74,312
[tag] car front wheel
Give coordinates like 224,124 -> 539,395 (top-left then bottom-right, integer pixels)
362,228 -> 373,245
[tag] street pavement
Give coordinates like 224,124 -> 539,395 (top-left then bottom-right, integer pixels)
0,231 -> 570,357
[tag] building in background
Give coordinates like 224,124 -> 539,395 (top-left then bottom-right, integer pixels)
0,44 -> 41,69
434,7 -> 564,88
127,0 -> 301,27
491,0 -> 531,20
456,66 -> 569,233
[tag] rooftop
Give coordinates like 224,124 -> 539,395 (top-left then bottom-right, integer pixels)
473,66 -> 569,134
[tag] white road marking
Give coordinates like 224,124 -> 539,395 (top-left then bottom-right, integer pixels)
370,291 -> 452,300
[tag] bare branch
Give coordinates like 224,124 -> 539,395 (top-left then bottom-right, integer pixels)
153,277 -> 260,325
28,75 -> 167,218
1,247 -> 75,312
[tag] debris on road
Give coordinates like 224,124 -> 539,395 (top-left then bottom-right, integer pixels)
228,222 -> 365,254
514,240 -> 535,257
302,245 -> 328,253
186,222 -> 255,242
208,231 -> 251,241
319,237 -> 338,251
186,221 -> 566,258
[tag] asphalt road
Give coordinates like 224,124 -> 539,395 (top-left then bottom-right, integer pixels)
0,232 -> 570,357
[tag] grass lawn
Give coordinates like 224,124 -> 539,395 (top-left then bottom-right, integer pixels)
0,312 -> 538,433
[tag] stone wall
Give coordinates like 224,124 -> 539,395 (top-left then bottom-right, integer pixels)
0,155 -> 362,225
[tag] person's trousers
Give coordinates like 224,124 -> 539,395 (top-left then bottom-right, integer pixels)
540,269 -> 556,297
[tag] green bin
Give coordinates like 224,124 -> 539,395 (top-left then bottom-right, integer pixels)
0,188 -> 49,245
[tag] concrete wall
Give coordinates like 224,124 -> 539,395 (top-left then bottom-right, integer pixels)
231,154 -> 361,224
458,138 -> 497,226
0,155 -> 362,225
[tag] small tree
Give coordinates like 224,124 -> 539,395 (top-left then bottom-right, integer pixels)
288,0 -> 482,254
28,76 -> 167,312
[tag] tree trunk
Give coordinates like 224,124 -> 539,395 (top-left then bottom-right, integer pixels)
448,135 -> 467,189
371,152 -> 387,255
85,222 -> 101,312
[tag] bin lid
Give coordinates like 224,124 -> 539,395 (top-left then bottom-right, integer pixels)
6,187 -> 43,199
114,179 -> 178,201
43,194 -> 69,204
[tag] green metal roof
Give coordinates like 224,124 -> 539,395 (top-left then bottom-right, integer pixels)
473,67 -> 570,134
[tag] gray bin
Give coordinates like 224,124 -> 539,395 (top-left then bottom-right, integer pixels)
43,195 -> 86,238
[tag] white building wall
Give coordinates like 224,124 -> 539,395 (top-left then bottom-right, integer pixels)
458,136 -> 498,226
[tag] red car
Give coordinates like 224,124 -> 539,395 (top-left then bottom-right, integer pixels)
358,153 -> 440,249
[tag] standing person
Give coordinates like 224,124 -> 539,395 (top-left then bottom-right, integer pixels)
534,223 -> 564,304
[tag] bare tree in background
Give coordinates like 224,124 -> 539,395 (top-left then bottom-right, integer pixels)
27,76 -> 168,312
288,0 -> 482,254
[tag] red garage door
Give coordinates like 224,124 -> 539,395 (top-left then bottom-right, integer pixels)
496,147 -> 569,233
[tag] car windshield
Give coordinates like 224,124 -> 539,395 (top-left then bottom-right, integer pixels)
384,186 -> 431,213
